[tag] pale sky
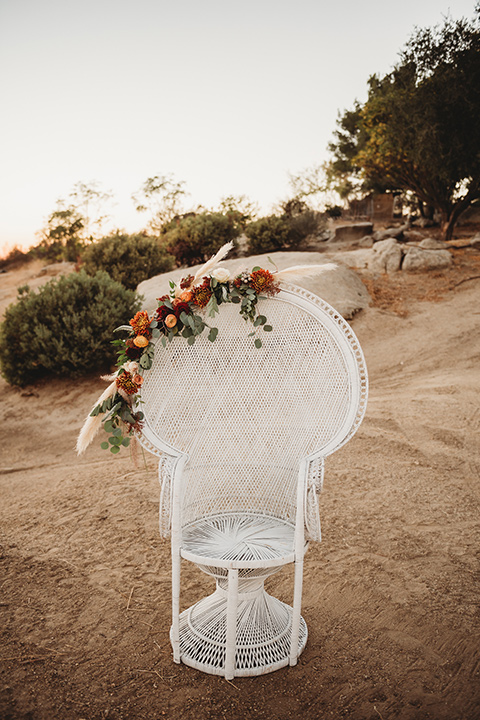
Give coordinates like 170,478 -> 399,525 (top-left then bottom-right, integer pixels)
0,0 -> 476,253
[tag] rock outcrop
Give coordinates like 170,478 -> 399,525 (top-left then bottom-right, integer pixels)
138,251 -> 371,320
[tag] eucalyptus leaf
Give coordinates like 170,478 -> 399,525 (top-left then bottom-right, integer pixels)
110,445 -> 121,454
263,325 -> 273,332
100,441 -> 109,450
122,437 -> 131,447
140,354 -> 151,368
187,335 -> 196,345
255,338 -> 262,349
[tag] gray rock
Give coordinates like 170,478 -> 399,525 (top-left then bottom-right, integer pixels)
418,238 -> 448,250
370,238 -> 403,273
137,251 -> 371,320
402,245 -> 452,272
357,235 -> 374,248
330,222 -> 373,244
372,224 -> 407,242
403,230 -> 426,243
412,217 -> 436,228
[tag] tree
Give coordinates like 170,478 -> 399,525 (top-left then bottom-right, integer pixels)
35,181 -> 114,262
69,181 -> 113,240
132,174 -> 188,233
328,7 -> 480,240
218,194 -> 259,228
36,201 -> 85,262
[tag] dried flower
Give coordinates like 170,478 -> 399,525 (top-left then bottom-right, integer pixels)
130,311 -> 152,338
191,277 -> 213,308
116,370 -> 141,396
172,300 -> 191,317
178,290 -> 193,302
156,305 -> 171,322
249,269 -> 279,295
165,314 -> 177,328
125,338 -> 143,359
180,275 -> 194,290
133,335 -> 149,348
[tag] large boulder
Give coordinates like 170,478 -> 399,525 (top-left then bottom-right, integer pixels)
330,222 -> 373,244
372,222 -> 409,243
402,245 -> 452,272
370,238 -> 403,273
137,251 -> 371,320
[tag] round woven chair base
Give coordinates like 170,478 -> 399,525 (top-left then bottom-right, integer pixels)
174,587 -> 308,677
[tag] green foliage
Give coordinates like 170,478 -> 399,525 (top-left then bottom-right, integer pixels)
160,212 -> 242,266
328,9 -> 480,240
0,271 -> 140,386
244,215 -> 292,254
0,246 -> 32,271
132,174 -> 188,233
245,207 -> 325,254
80,233 -> 175,290
217,195 -> 259,227
34,205 -> 86,262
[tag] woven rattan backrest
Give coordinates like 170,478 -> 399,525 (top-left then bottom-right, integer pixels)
138,285 -> 367,525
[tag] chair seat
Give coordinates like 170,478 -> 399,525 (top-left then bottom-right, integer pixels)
181,513 -> 298,569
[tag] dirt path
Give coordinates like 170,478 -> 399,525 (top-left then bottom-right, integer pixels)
1,258 -> 479,719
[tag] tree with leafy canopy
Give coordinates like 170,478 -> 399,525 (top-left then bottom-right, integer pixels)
132,174 -> 188,233
35,181 -> 114,262
328,6 -> 480,240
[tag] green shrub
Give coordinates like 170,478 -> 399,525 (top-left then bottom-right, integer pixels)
244,215 -> 292,254
81,233 -> 175,290
0,246 -> 32,271
0,271 -> 140,386
245,209 -> 327,254
160,212 -> 241,266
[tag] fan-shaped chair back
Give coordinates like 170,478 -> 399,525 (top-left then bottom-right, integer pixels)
138,284 -> 367,528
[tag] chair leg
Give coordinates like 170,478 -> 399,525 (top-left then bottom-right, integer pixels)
289,558 -> 304,665
224,567 -> 239,679
171,550 -> 181,663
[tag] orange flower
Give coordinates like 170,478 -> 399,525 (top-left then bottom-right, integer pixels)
249,269 -> 279,295
178,290 -> 193,302
133,335 -> 149,348
191,277 -> 212,308
165,314 -> 177,328
116,370 -> 140,396
129,311 -> 152,338
133,374 -> 143,387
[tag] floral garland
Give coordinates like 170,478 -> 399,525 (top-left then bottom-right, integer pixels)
76,245 -> 336,457
85,265 -> 280,454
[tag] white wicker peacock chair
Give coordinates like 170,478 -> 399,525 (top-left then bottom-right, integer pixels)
135,282 -> 368,679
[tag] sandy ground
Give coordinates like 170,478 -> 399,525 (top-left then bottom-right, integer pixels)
1,246 -> 480,720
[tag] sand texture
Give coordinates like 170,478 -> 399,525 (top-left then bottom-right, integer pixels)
1,247 -> 479,719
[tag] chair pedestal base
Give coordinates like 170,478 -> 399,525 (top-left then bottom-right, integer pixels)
172,580 -> 307,677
